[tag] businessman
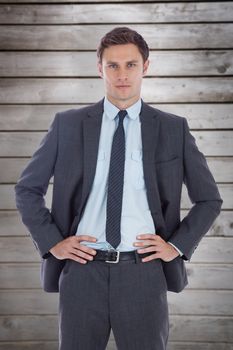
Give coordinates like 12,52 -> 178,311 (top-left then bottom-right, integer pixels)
15,26 -> 223,350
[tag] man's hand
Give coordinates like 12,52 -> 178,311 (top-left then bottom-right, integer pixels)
49,235 -> 97,264
133,234 -> 179,262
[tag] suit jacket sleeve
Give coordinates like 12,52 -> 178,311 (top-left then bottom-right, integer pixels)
168,117 -> 223,261
15,113 -> 64,259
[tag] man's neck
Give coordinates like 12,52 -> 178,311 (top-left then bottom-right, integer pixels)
106,95 -> 141,110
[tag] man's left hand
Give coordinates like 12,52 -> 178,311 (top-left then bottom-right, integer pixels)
133,234 -> 179,262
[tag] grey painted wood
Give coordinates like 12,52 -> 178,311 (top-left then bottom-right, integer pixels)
1,104 -> 233,130
1,50 -> 232,77
0,236 -> 232,263
0,315 -> 232,342
0,210 -> 232,237
0,341 -> 232,350
0,157 -> 231,183
0,183 -> 231,210
0,0 -> 208,2
1,78 -> 232,103
0,342 -> 59,350
1,289 -> 232,315
0,1 -> 232,348
1,130 -> 232,157
0,24 -> 232,50
1,3 -> 233,24
1,263 -> 233,290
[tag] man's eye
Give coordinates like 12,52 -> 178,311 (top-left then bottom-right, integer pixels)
109,64 -> 117,68
128,63 -> 136,67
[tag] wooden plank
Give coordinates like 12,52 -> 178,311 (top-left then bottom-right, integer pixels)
0,263 -> 41,289
0,342 -> 228,350
0,209 -> 232,237
0,0 -> 202,2
0,315 -> 58,341
0,130 -> 232,158
0,342 -> 231,350
0,289 -> 232,316
0,183 -> 230,210
0,24 -> 232,50
168,290 -> 233,315
170,315 -> 233,342
0,342 -> 58,350
0,157 -> 232,183
1,50 -> 232,77
0,290 -> 59,315
4,261 -> 232,290
1,78 -> 232,104
0,236 -> 232,263
1,3 -> 233,24
1,104 -> 233,130
0,315 -> 232,342
186,263 -> 233,290
168,344 -> 233,350
1,262 -> 233,290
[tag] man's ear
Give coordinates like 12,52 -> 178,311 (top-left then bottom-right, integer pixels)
142,59 -> 150,76
97,62 -> 103,78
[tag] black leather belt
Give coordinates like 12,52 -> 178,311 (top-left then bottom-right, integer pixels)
93,249 -> 151,264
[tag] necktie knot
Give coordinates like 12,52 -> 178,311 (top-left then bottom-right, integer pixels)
117,110 -> 127,123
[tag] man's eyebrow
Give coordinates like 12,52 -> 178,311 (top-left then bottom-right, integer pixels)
106,60 -> 139,64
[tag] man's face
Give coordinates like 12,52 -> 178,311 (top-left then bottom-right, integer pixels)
97,43 -> 149,108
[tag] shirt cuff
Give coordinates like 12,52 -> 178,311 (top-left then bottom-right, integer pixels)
167,241 -> 183,257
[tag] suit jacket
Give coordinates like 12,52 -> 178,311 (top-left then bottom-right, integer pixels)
15,97 -> 223,293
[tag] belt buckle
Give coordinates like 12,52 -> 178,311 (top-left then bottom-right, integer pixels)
105,250 -> 120,263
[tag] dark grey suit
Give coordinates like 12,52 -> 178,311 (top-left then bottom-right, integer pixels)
15,97 -> 223,294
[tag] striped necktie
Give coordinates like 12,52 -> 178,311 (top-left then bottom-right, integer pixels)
105,110 -> 127,249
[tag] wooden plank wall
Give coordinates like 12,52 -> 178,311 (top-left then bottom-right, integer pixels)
0,1 -> 233,349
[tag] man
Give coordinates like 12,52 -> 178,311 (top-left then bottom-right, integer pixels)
15,27 -> 223,350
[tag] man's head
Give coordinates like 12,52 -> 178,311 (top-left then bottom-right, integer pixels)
97,27 -> 150,109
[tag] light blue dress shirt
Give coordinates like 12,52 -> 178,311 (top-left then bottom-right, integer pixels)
76,96 -> 182,256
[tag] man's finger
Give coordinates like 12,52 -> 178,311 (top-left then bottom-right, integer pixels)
71,248 -> 94,261
75,235 -> 97,242
67,253 -> 87,264
141,252 -> 161,262
72,242 -> 97,255
137,246 -> 158,254
134,239 -> 161,247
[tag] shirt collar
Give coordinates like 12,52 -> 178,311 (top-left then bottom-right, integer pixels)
104,95 -> 142,121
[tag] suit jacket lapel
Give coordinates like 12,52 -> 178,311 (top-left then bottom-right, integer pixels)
140,100 -> 167,237
79,98 -> 104,218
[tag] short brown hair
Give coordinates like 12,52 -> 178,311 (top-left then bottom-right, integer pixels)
97,26 -> 149,64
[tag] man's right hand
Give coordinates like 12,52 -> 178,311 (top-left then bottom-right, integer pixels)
49,235 -> 97,264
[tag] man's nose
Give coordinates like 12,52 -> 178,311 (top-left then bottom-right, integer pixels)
117,68 -> 128,80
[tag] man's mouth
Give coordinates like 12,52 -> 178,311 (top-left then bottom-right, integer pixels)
116,85 -> 130,88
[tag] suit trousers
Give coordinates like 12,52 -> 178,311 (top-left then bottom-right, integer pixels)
58,252 -> 169,350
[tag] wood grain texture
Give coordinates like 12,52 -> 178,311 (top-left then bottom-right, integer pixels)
0,289 -> 232,315
0,130 -> 232,157
1,3 -> 233,24
0,1 -> 232,347
1,78 -> 232,104
1,50 -> 232,77
0,183 -> 230,210
0,209 -> 232,237
0,24 -> 232,50
0,236 -> 232,263
1,104 -> 233,130
0,315 -> 232,342
1,262 -> 233,290
0,342 -> 232,350
0,157 -> 231,183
